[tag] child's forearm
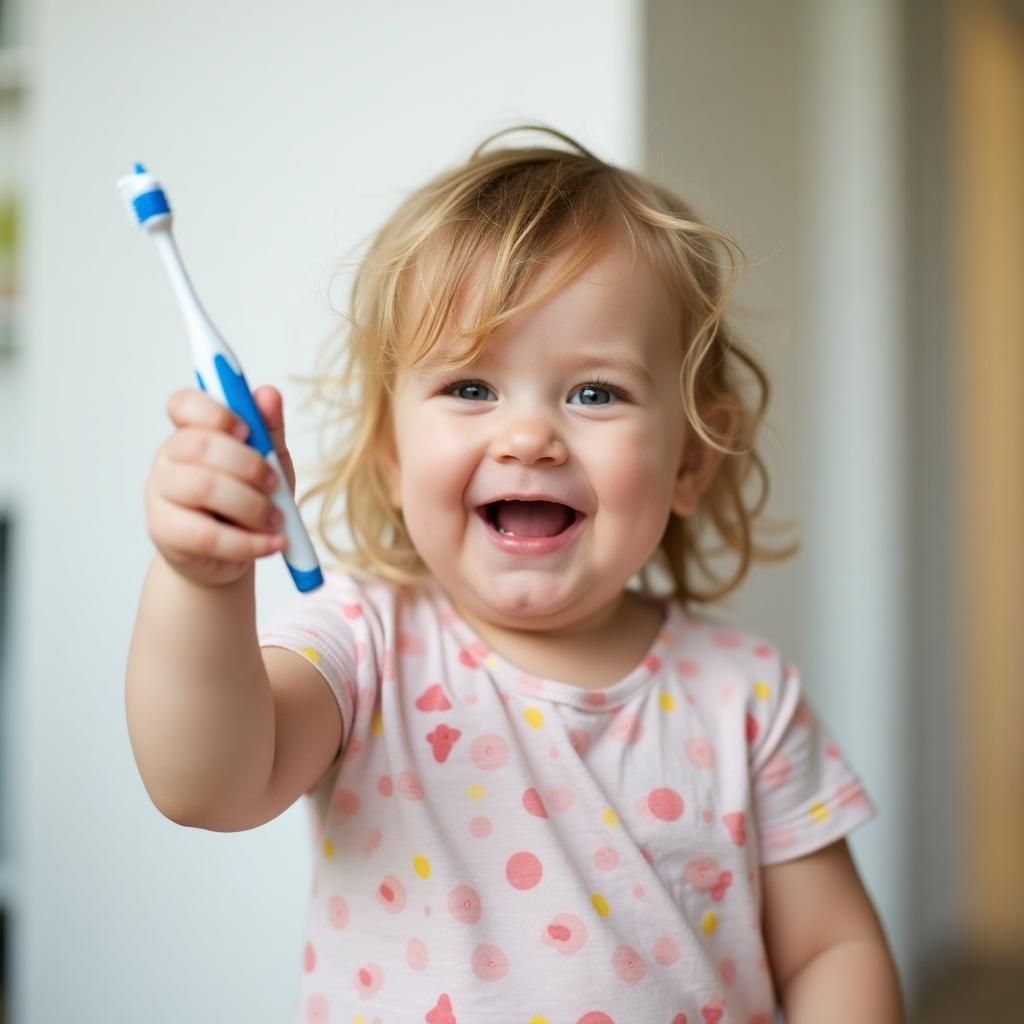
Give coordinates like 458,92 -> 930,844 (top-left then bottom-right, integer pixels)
781,936 -> 904,1023
125,555 -> 275,828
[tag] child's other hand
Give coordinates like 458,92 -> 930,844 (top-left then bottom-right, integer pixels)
144,385 -> 296,589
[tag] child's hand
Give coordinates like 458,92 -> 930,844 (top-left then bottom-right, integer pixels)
144,385 -> 297,588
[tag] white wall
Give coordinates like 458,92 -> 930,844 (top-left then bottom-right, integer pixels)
798,0 -> 910,979
645,0 -> 806,665
13,2 -> 640,1021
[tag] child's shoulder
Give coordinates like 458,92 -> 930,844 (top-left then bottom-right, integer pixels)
314,566 -> 410,607
677,606 -> 785,666
316,566 -> 398,602
671,604 -> 793,699
310,567 -> 434,633
261,569 -> 428,673
662,609 -> 808,765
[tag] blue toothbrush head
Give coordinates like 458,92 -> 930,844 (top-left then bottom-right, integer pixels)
116,163 -> 172,229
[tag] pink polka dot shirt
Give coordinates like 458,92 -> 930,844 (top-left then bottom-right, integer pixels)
258,572 -> 876,1024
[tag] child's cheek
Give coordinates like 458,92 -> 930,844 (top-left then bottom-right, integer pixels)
402,421 -> 476,511
584,421 -> 677,512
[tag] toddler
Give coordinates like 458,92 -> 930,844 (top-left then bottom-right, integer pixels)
126,126 -> 902,1023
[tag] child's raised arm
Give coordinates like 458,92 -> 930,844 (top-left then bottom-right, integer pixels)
124,387 -> 341,831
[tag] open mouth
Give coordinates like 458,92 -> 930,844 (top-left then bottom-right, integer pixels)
477,500 -> 581,538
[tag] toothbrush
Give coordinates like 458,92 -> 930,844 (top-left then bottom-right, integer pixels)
117,163 -> 324,593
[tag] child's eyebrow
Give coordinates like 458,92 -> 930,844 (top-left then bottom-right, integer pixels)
413,349 -> 655,387
554,350 -> 655,387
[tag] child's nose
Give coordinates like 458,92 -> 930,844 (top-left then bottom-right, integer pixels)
487,416 -> 568,465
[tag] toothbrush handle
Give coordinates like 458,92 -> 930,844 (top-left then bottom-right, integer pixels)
196,353 -> 324,593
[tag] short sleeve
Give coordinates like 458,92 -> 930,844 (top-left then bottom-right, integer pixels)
257,576 -> 363,760
748,659 -> 877,865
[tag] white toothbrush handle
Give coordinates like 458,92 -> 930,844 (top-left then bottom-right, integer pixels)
153,231 -> 324,592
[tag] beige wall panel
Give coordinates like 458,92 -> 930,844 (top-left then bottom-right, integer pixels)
953,0 -> 1024,952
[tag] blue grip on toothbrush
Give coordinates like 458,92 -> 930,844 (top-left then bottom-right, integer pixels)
197,357 -> 323,592
201,354 -> 274,456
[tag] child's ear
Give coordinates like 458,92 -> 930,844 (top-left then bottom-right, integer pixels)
671,403 -> 739,518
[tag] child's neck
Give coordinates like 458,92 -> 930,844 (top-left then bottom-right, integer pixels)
453,589 -> 665,690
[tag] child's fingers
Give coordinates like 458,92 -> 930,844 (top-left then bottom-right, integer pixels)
155,458 -> 282,533
252,385 -> 283,431
163,426 -> 279,496
251,385 -> 296,492
165,387 -> 250,439
150,500 -> 285,563
147,388 -> 290,584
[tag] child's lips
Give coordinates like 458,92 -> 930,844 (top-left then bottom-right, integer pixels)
474,505 -> 587,556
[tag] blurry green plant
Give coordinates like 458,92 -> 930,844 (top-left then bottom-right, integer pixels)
0,192 -> 16,353
0,193 -> 16,264
0,193 -> 17,298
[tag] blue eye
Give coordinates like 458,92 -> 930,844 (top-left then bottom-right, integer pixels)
444,380 -> 495,402
569,384 -> 616,406
439,377 -> 628,405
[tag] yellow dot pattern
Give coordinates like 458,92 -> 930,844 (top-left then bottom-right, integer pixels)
591,893 -> 610,917
353,1015 -> 366,1024
528,1017 -> 551,1024
370,711 -> 383,736
809,802 -> 829,823
413,855 -> 431,879
485,654 -> 498,669
524,707 -> 545,730
323,839 -> 335,858
601,808 -> 621,828
466,783 -> 487,802
753,680 -> 771,700
300,646 -> 321,665
659,692 -> 677,713
702,911 -> 718,935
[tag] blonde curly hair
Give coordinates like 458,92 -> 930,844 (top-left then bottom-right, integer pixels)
296,125 -> 798,609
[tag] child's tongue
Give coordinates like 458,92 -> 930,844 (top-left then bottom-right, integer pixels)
492,500 -> 574,537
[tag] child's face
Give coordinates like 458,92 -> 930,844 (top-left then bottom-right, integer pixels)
387,238 -> 713,631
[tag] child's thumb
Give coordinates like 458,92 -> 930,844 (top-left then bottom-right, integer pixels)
252,385 -> 296,493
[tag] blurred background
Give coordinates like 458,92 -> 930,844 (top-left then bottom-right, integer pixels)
0,0 -> 1021,1020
